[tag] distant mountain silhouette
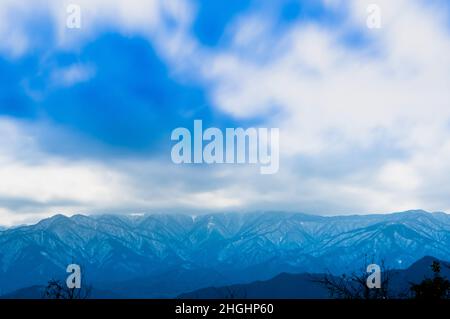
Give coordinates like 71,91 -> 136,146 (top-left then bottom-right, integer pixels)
1,211 -> 450,297
179,256 -> 450,299
5,256 -> 449,299
179,273 -> 331,299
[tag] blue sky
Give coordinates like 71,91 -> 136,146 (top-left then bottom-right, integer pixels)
1,0 -> 450,225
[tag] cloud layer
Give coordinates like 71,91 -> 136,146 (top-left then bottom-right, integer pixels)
1,0 -> 450,225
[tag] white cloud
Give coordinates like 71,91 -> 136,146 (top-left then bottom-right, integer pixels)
187,0 -> 450,213
0,0 -> 194,59
0,1 -> 34,58
2,0 -> 450,223
0,119 -> 266,225
51,63 -> 95,87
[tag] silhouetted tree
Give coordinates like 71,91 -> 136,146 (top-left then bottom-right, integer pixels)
410,261 -> 450,299
43,279 -> 92,299
315,257 -> 391,299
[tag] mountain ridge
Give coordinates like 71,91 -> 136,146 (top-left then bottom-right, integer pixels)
178,256 -> 450,299
1,210 -> 450,297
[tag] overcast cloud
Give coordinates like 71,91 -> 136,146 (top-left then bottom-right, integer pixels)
1,0 -> 450,225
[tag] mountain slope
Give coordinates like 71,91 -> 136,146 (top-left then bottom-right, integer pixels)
1,210 -> 450,297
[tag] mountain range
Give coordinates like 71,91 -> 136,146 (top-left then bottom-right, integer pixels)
1,210 -> 450,297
